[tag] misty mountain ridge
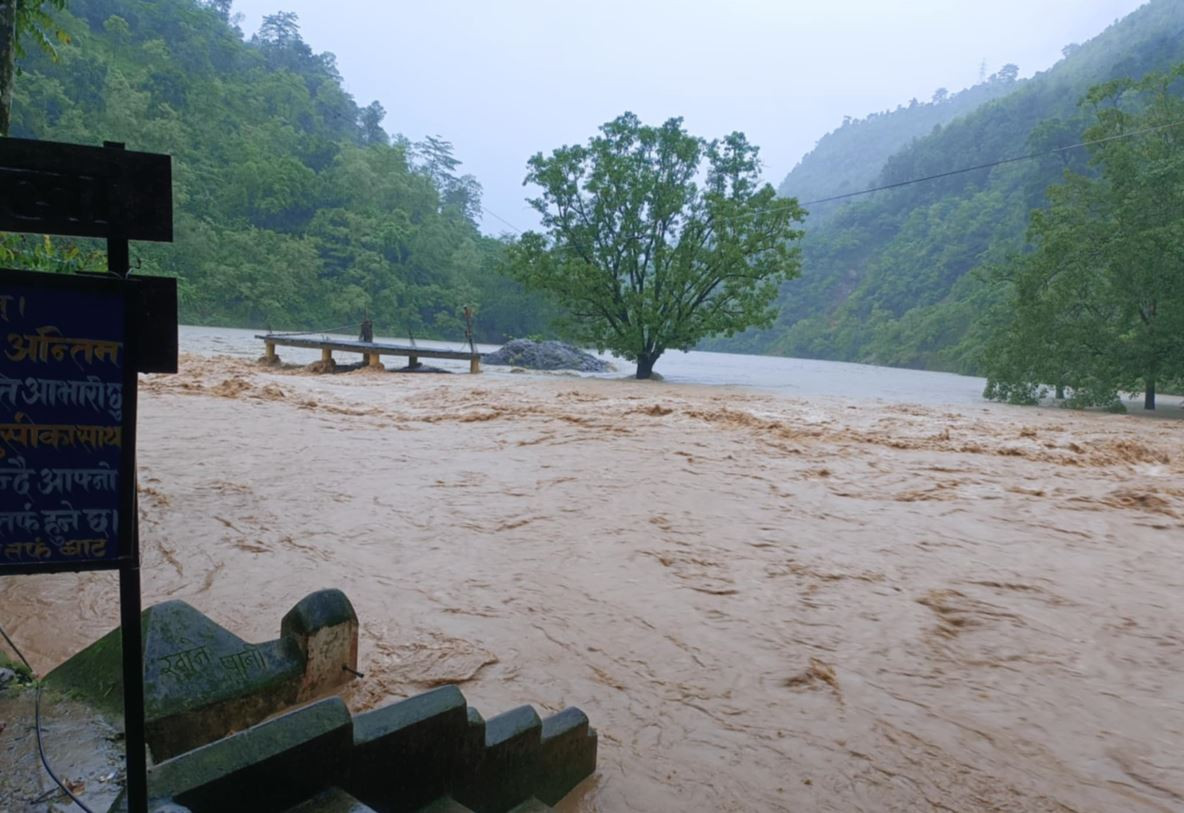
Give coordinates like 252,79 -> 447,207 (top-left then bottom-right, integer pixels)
716,0 -> 1184,373
778,64 -> 1023,220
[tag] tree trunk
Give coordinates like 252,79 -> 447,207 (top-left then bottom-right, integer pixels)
635,352 -> 657,380
0,0 -> 15,137
1144,377 -> 1156,411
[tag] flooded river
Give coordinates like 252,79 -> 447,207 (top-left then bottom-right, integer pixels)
180,324 -> 995,405
2,333 -> 1182,811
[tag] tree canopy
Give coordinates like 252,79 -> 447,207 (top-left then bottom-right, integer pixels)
710,0 -> 1184,373
4,0 -> 556,343
983,65 -> 1184,410
1,0 -> 68,134
505,113 -> 804,378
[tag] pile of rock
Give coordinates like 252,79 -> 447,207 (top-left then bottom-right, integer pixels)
483,339 -> 614,372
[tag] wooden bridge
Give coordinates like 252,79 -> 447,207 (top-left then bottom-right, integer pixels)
258,334 -> 481,373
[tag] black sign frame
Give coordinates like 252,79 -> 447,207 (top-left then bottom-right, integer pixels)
0,137 -> 173,813
0,137 -> 172,242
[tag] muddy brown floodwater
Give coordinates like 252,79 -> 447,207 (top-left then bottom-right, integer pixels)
2,355 -> 1183,811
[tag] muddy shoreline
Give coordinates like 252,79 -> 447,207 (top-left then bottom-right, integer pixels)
2,355 -> 1182,811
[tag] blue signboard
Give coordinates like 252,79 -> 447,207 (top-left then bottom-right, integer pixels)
0,270 -> 136,571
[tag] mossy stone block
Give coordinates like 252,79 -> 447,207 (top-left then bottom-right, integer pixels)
535,709 -> 596,806
149,697 -> 353,812
285,787 -> 379,813
47,590 -> 359,760
46,600 -> 301,723
414,798 -> 475,813
348,685 -> 468,812
455,706 -> 541,813
505,801 -> 552,813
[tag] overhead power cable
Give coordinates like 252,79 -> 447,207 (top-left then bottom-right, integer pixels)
798,117 -> 1184,207
489,117 -> 1184,237
481,207 -> 524,235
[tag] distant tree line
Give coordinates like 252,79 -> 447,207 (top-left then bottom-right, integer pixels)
714,0 -> 1184,382
983,65 -> 1184,410
2,0 -> 557,343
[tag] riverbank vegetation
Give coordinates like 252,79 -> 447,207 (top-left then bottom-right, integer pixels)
982,66 -> 1184,410
4,0 -> 555,342
5,0 -> 1184,400
711,0 -> 1184,384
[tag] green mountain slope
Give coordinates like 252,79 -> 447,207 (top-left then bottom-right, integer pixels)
726,0 -> 1184,372
7,0 -> 553,341
778,69 -> 1020,218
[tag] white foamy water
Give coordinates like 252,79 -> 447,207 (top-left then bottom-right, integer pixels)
180,325 -> 990,406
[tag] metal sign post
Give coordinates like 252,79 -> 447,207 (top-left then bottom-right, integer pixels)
1,137 -> 174,813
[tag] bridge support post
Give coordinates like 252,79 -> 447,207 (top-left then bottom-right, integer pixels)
321,348 -> 333,364
265,342 -> 277,363
368,352 -> 382,368
408,354 -> 419,368
470,356 -> 481,374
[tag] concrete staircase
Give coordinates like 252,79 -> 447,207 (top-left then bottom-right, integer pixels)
110,686 -> 596,813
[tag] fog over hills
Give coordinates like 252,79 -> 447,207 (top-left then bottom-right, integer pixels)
227,0 -> 1145,234
711,0 -> 1184,373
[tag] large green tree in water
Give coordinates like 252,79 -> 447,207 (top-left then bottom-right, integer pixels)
505,113 -> 805,379
984,65 -> 1184,410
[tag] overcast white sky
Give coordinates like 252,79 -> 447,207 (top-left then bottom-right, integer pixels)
230,0 -> 1147,234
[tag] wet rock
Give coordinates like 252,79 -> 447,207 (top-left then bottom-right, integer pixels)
330,361 -> 367,373
0,666 -> 15,688
483,340 -> 613,372
393,363 -> 450,374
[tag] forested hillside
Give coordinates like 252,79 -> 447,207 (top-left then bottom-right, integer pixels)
778,69 -> 1020,219
5,0 -> 554,341
723,0 -> 1184,373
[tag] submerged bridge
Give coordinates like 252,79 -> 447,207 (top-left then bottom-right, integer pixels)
258,332 -> 482,373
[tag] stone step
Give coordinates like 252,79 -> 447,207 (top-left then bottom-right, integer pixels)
287,787 -> 380,812
109,691 -> 594,813
413,796 -> 553,813
507,800 -> 553,813
415,798 -> 475,813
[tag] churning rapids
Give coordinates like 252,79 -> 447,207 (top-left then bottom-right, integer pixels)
2,328 -> 1182,811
